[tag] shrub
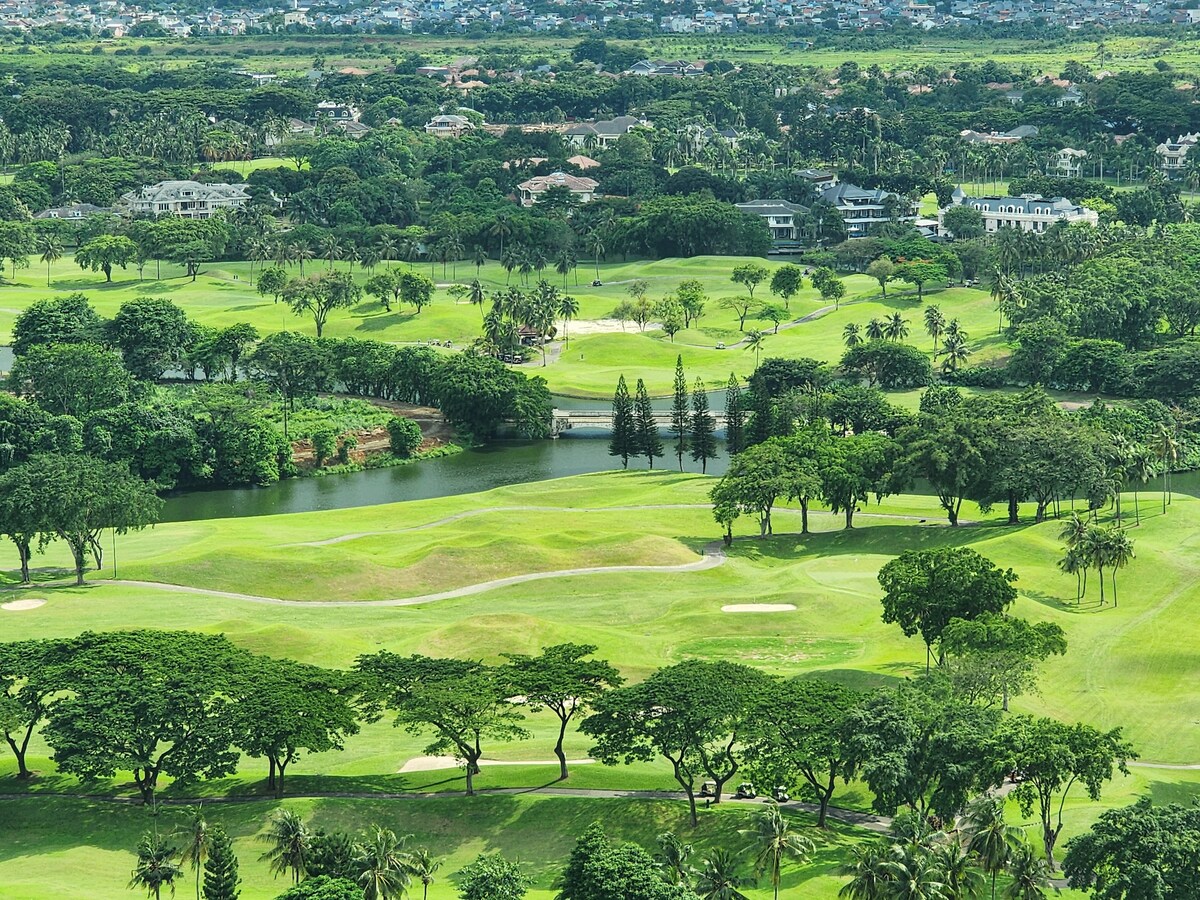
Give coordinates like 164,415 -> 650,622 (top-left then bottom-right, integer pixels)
386,416 -> 423,457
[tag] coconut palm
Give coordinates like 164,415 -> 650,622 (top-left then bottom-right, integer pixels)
656,832 -> 696,886
923,305 -> 945,351
489,213 -> 513,258
259,809 -> 311,885
883,312 -> 910,341
745,330 -> 767,367
1106,528 -> 1135,608
130,831 -> 183,900
1155,424 -> 1180,512
468,279 -> 486,319
1082,526 -> 1110,605
408,848 -> 440,900
883,844 -> 947,900
865,318 -> 886,341
559,294 -> 580,348
963,796 -> 1022,900
1004,842 -> 1052,900
939,333 -> 971,374
175,805 -> 208,900
1127,442 -> 1155,525
1059,514 -> 1091,602
932,843 -> 984,900
695,848 -> 751,900
38,235 -> 62,287
1057,546 -> 1087,605
353,827 -> 414,900
843,322 -> 863,348
318,234 -> 342,271
743,806 -> 815,900
839,842 -> 892,900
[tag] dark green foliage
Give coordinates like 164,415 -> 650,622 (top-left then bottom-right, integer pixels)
203,826 -> 241,900
633,378 -> 662,468
840,340 -> 932,390
274,876 -> 365,900
608,375 -> 635,469
433,351 -> 551,441
688,378 -> 717,474
386,416 -> 423,457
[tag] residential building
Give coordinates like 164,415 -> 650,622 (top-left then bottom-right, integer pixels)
796,167 -> 838,188
564,115 -> 645,150
820,182 -> 917,238
120,180 -> 251,219
567,154 -> 600,170
960,125 -> 1039,144
1053,148 -> 1087,178
940,189 -> 1099,234
1056,86 -> 1085,106
315,101 -> 361,122
34,202 -> 114,220
425,114 -> 475,137
735,199 -> 809,241
516,171 -> 599,207
1157,133 -> 1200,173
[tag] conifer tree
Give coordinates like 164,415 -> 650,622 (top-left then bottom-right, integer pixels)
725,373 -> 746,455
671,355 -> 689,471
689,377 -> 717,473
202,826 -> 240,900
634,378 -> 663,468
608,375 -> 635,469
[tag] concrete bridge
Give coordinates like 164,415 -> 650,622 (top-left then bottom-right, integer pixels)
551,409 -> 728,437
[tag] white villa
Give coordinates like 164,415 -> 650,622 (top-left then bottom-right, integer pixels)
940,189 -> 1099,235
120,181 -> 251,219
735,199 -> 808,241
516,172 -> 599,207
1157,133 -> 1200,174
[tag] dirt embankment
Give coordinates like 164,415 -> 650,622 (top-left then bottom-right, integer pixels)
291,399 -> 455,469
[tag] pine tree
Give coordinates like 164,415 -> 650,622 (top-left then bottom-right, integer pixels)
746,385 -> 775,447
634,378 -> 663,468
202,826 -> 240,900
689,377 -> 717,473
725,373 -> 746,455
671,355 -> 689,471
608,375 -> 635,469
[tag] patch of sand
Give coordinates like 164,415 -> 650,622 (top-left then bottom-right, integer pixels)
399,755 -> 594,773
721,603 -> 797,613
1,598 -> 45,611
569,318 -> 661,336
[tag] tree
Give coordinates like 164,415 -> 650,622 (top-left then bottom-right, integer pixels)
677,279 -> 708,327
38,234 -> 61,287
432,352 -> 550,441
725,374 -> 746,455
963,796 -> 1023,900
502,644 -> 622,781
898,417 -> 989,526
943,205 -> 986,240
364,270 -> 402,313
745,330 -> 767,367
261,809 -> 311,885
75,234 -> 136,282
1063,798 -> 1200,900
558,824 -> 691,900
130,831 -> 184,900
1155,424 -> 1180,513
741,807 -> 811,900
9,343 -> 131,419
284,272 -> 362,338
878,547 -> 1018,670
109,296 -> 193,381
745,678 -> 862,828
720,295 -> 759,331
409,849 -> 441,900
355,654 -> 528,796
730,262 -> 769,300
817,432 -> 899,529
274,877 -> 364,900
215,323 -> 259,382
583,660 -> 768,826
990,715 -> 1136,870
608,375 -> 635,469
818,273 -> 846,310
44,631 -> 245,803
923,305 -> 946,351
689,378 -> 718,473
354,827 -> 412,900
711,439 -> 790,537
769,264 -> 804,309
258,266 -> 289,304
866,256 -> 895,297
843,323 -> 862,348
840,341 -> 932,390
559,294 -> 580,348
179,805 -> 210,900
895,261 -> 947,302
0,638 -> 69,779
386,417 -> 423,458
245,331 -> 331,422
233,657 -> 361,798
634,378 -> 663,468
11,292 -> 105,355
669,357 -> 690,470
695,849 -> 750,900
203,826 -> 241,900
399,271 -> 435,315
941,614 -> 1067,710
1,454 -> 161,585
458,853 -> 530,900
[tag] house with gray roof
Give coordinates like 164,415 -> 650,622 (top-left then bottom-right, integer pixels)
565,115 -> 646,149
735,199 -> 809,241
120,181 -> 251,219
940,189 -> 1098,235
34,202 -> 115,220
820,182 -> 916,238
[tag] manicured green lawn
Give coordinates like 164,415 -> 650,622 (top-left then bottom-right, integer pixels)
1,470 -> 1194,897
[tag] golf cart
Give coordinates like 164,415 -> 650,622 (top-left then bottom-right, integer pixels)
699,780 -> 717,798
734,781 -> 758,800
772,786 -> 791,803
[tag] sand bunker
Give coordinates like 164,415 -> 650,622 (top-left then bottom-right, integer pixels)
1,598 -> 46,611
400,755 -> 594,773
721,603 -> 796,613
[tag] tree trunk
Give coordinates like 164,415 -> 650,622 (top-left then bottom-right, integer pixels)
4,731 -> 31,778
800,500 -> 809,534
275,760 -> 287,799
71,541 -> 86,586
465,764 -> 475,796
1007,493 -> 1019,525
554,718 -> 569,781
267,756 -> 276,791
844,507 -> 854,529
14,537 -> 30,584
946,502 -> 959,526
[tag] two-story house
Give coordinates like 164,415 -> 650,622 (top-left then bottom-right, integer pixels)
516,172 -> 599,207
564,116 -> 646,150
820,183 -> 917,238
939,189 -> 1099,235
424,114 -> 475,138
735,199 -> 809,241
120,181 -> 252,219
1052,148 -> 1087,179
1157,134 -> 1200,174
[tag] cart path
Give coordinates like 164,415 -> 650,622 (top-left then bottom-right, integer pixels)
0,785 -> 891,832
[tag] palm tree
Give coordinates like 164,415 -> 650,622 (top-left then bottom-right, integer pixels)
377,236 -> 398,265
354,826 -> 413,900
883,312 -> 910,341
1057,546 -> 1087,605
743,806 -> 814,900
883,844 -> 948,900
745,330 -> 766,366
1127,443 -> 1155,525
1060,514 -> 1091,602
1106,528 -> 1135,608
963,796 -> 1022,900
318,234 -> 342,271
839,842 -> 892,900
656,832 -> 696,886
1155,424 -> 1180,512
588,229 -> 606,281
472,244 -> 487,276
865,318 -> 885,341
130,831 -> 183,900
939,333 -> 971,374
843,322 -> 863,348
559,294 -> 580,348
176,805 -> 208,900
933,843 -> 984,900
1004,842 -> 1052,900
468,279 -> 486,319
1082,526 -> 1110,605
259,809 -> 311,885
923,305 -> 945,351
695,848 -> 751,900
489,213 -> 513,258
38,235 -> 62,287
408,848 -> 440,900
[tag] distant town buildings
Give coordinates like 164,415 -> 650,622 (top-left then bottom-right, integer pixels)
940,189 -> 1099,234
120,181 -> 251,219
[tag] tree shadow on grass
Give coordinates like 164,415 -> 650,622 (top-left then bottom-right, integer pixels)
721,523 -> 1020,564
1022,589 -> 1087,613
354,310 -> 418,332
